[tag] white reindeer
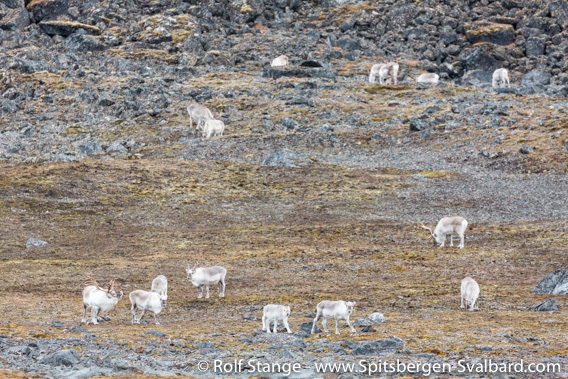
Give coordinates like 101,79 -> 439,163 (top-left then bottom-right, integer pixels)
420,216 -> 468,249
81,273 -> 123,325
262,304 -> 292,334
202,119 -> 225,139
461,277 -> 480,311
129,290 -> 164,324
186,264 -> 227,299
311,300 -> 356,335
187,103 -> 214,132
151,275 -> 168,306
416,73 -> 439,85
492,68 -> 510,88
369,63 -> 384,83
378,59 -> 399,85
271,55 -> 289,67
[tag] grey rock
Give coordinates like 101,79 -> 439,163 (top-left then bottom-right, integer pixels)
0,0 -> 23,8
526,36 -> 547,57
63,34 -> 106,51
196,341 -> 214,349
532,270 -> 568,295
106,141 -> 127,154
369,312 -> 386,324
409,118 -> 430,132
0,8 -> 30,31
146,330 -> 166,337
534,299 -> 559,312
262,148 -> 313,168
26,238 -> 48,248
520,145 -> 533,154
39,21 -> 100,36
282,117 -> 299,130
460,45 -> 500,72
353,317 -> 374,328
78,140 -> 103,155
66,367 -> 114,379
40,349 -> 79,367
465,22 -> 515,45
352,337 -> 405,356
262,65 -> 335,80
299,322 -> 319,334
28,0 -> 67,23
522,70 -> 551,87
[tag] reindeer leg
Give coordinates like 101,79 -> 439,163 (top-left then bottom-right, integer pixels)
459,233 -> 465,249
198,285 -> 203,299
334,318 -> 339,335
131,303 -> 137,324
450,234 -> 454,247
311,311 -> 321,334
91,306 -> 99,325
82,305 -> 88,324
153,312 -> 160,325
284,317 -> 292,333
346,315 -> 356,334
322,317 -> 328,333
461,295 -> 465,309
273,319 -> 278,334
205,285 -> 210,299
138,309 -> 146,323
219,279 -> 225,298
262,315 -> 267,332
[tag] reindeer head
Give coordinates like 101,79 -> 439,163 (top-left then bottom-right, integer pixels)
85,273 -> 123,299
186,263 -> 197,280
420,224 -> 442,246
346,301 -> 356,314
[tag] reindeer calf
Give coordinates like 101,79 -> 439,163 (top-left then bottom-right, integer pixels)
151,275 -> 168,306
262,304 -> 292,334
311,300 -> 356,335
202,119 -> 225,139
271,55 -> 289,67
129,290 -> 164,324
492,68 -> 510,88
461,277 -> 480,311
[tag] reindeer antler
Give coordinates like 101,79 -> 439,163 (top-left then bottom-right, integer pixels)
420,223 -> 434,240
85,272 -> 111,293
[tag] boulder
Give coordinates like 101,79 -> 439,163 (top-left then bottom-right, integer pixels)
0,0 -> 24,8
63,34 -> 106,51
26,238 -> 48,248
39,21 -> 100,36
534,299 -> 559,312
262,63 -> 335,79
526,36 -> 547,57
26,0 -> 68,23
0,8 -> 30,30
465,22 -> 515,46
351,337 -> 405,356
532,270 -> 568,295
40,349 -> 79,367
460,43 -> 501,72
262,148 -> 313,168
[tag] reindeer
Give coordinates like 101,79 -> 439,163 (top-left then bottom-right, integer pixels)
420,216 -> 468,249
311,300 -> 356,335
461,277 -> 480,311
271,55 -> 289,67
81,273 -> 123,325
378,58 -> 400,85
492,68 -> 510,88
262,304 -> 292,334
202,119 -> 225,139
186,264 -> 227,299
151,275 -> 168,306
187,103 -> 214,133
129,290 -> 164,324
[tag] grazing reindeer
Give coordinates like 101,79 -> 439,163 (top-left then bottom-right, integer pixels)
151,275 -> 168,306
369,63 -> 384,83
492,68 -> 510,88
82,273 -> 123,325
202,119 -> 225,139
379,58 -> 400,85
187,103 -> 214,132
421,216 -> 468,249
129,290 -> 164,324
262,304 -> 292,334
271,55 -> 289,67
311,300 -> 356,335
461,277 -> 480,311
186,264 -> 227,299
416,73 -> 439,85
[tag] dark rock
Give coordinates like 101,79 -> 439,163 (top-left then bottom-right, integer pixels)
525,36 -> 547,57
39,21 -> 100,36
40,349 -> 79,367
520,145 -> 533,154
98,93 -> 115,107
532,270 -> 568,295
262,64 -> 335,79
51,321 -> 64,328
460,44 -> 501,72
462,70 -> 493,85
27,0 -> 68,23
0,8 -> 30,30
106,141 -> 127,154
317,0 -> 366,7
465,22 -> 515,45
69,326 -> 89,333
534,299 -> 559,312
409,119 -> 430,132
78,140 -> 103,155
353,317 -> 374,328
26,238 -> 48,248
369,312 -> 386,324
0,0 -> 23,8
299,321 -> 319,334
146,330 -> 166,337
352,337 -> 405,356
63,34 -> 106,51
262,148 -> 313,168
522,70 -> 551,86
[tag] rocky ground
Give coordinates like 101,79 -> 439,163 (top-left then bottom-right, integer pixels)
1,0 -> 568,377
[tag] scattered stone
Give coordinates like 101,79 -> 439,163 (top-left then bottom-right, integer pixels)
51,321 -> 64,328
282,117 -> 299,130
520,145 -> 533,154
39,21 -> 100,36
262,148 -> 313,168
409,119 -> 430,132
0,8 -> 30,31
464,22 -> 515,45
196,341 -> 214,349
26,238 -> 48,248
369,313 -> 386,324
534,299 -> 559,312
351,337 -> 405,356
106,141 -> 128,154
299,322 -> 319,335
146,330 -> 167,337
